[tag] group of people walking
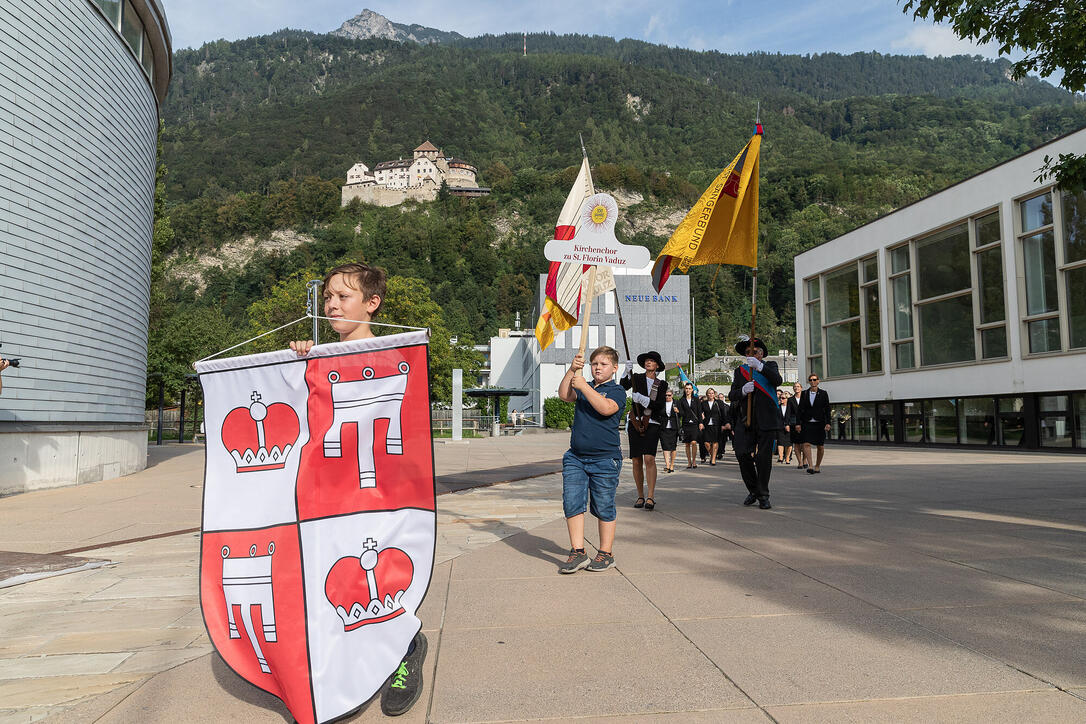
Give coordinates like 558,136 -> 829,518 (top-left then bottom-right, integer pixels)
621,340 -> 832,512
556,338 -> 831,575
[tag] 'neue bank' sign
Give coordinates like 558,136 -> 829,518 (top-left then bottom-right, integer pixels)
625,294 -> 680,303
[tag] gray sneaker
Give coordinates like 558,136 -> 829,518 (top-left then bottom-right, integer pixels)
586,551 -> 615,571
558,549 -> 590,574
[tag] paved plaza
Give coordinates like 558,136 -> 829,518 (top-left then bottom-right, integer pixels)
1,434 -> 1085,723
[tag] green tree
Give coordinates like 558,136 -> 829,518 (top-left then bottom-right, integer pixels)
902,0 -> 1086,190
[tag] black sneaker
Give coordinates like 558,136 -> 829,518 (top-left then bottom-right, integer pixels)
743,493 -> 758,506
759,497 -> 772,509
381,632 -> 427,716
558,548 -> 590,574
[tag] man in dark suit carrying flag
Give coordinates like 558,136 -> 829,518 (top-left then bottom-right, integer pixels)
728,337 -> 783,510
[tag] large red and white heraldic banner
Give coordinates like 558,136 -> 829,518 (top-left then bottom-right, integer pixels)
195,331 -> 435,724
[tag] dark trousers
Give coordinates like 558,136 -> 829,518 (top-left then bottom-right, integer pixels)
734,426 -> 777,500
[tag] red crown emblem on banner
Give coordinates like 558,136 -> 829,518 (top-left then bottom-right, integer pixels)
221,391 -> 300,473
325,539 -> 413,631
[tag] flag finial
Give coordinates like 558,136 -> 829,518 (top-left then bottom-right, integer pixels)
579,133 -> 587,158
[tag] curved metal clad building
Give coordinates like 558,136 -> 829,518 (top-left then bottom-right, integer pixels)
0,0 -> 171,492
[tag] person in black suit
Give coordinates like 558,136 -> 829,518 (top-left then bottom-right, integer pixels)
785,382 -> 808,468
658,389 -> 681,474
728,338 -> 784,509
676,382 -> 702,469
796,372 -> 831,474
699,388 -> 730,465
621,351 -> 669,510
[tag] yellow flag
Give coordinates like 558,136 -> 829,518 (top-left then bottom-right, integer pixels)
651,128 -> 761,291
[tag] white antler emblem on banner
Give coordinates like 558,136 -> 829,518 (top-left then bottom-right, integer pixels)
323,363 -> 409,488
222,543 -> 277,674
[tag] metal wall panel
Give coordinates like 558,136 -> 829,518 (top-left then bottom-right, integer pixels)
0,0 -> 159,423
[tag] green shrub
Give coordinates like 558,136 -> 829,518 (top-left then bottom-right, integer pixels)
544,396 -> 575,429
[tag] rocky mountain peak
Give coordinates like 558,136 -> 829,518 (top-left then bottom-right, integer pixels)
330,8 -> 465,45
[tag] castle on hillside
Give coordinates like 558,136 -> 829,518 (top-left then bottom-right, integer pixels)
340,141 -> 490,207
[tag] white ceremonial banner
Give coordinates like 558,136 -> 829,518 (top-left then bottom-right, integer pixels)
195,330 -> 435,724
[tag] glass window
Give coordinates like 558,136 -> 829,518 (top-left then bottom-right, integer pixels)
916,224 -> 970,299
1020,193 -> 1053,232
605,325 -> 616,347
877,403 -> 895,442
1028,318 -> 1061,354
806,278 -> 820,300
807,302 -> 822,354
121,0 -> 143,56
854,403 -> 877,441
891,246 -> 910,274
981,327 -> 1008,358
919,295 -> 975,365
925,398 -> 958,444
141,30 -> 154,76
976,247 -> 1005,323
895,341 -> 915,369
975,211 -> 1000,247
863,257 -> 878,283
998,397 -> 1024,447
1068,266 -> 1086,349
864,286 -> 880,344
892,276 -> 912,340
1064,190 -> 1086,264
826,322 -> 862,377
807,357 -> 823,380
960,397 -> 996,445
1074,393 -> 1086,448
831,404 -> 852,441
825,266 -> 859,322
867,347 -> 882,373
1023,230 -> 1058,315
94,0 -> 121,27
1039,395 -> 1071,448
903,402 -> 923,443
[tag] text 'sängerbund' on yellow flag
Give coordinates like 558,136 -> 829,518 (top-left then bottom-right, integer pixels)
651,126 -> 762,292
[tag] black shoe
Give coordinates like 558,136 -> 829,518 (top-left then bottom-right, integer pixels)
759,498 -> 772,509
381,632 -> 427,716
743,493 -> 758,506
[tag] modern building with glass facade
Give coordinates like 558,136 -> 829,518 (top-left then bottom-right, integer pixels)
0,0 -> 172,492
794,127 -> 1086,452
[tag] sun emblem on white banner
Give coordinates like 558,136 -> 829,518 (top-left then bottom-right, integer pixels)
580,193 -> 617,232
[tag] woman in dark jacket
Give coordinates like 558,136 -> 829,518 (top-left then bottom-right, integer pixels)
785,382 -> 806,467
676,382 -> 702,469
658,389 -> 682,473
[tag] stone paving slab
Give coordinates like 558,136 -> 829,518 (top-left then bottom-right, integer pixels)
623,567 -> 878,621
430,620 -> 751,721
765,690 -> 1086,723
677,611 -> 1044,706
899,601 -> 1086,689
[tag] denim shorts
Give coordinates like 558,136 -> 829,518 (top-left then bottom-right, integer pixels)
562,450 -> 622,521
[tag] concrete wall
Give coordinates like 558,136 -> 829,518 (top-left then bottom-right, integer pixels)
0,426 -> 147,495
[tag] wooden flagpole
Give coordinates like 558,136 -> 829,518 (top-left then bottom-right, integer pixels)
578,266 -> 598,357
744,102 -> 762,427
746,267 -> 758,426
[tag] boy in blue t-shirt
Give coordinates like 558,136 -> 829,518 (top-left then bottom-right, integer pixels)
557,345 -> 627,573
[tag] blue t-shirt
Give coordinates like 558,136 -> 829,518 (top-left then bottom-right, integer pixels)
569,380 -> 627,459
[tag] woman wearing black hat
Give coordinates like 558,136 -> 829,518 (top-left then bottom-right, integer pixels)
620,351 -> 669,510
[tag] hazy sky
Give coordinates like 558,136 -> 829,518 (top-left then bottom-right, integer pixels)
160,0 -> 1003,61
